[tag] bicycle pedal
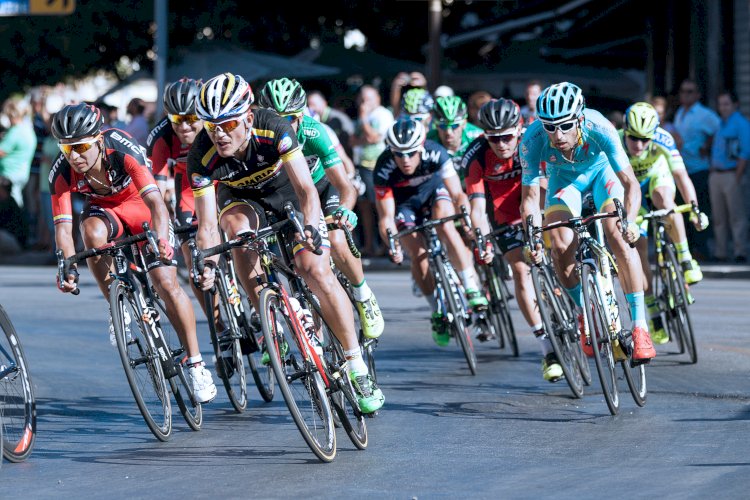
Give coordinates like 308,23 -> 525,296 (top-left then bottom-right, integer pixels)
630,357 -> 651,367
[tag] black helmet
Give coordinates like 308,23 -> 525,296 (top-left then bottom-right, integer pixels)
163,78 -> 201,115
478,98 -> 522,131
385,117 -> 426,153
51,103 -> 103,140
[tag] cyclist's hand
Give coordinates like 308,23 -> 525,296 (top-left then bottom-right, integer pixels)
57,267 -> 79,293
298,224 -> 323,253
158,238 -> 174,264
195,261 -> 216,291
690,211 -> 709,231
523,242 -> 544,265
623,221 -> 640,244
388,244 -> 404,264
473,241 -> 494,265
333,206 -> 358,230
349,173 -> 367,196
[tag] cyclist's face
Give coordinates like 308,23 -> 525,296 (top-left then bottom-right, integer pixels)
486,126 -> 520,160
206,111 -> 252,158
171,117 -> 203,145
393,149 -> 422,174
436,121 -> 465,151
59,135 -> 102,173
625,134 -> 650,156
544,118 -> 579,153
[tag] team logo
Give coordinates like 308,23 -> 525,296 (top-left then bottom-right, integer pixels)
549,156 -> 557,162
278,135 -> 294,153
191,172 -> 211,188
303,127 -> 320,140
257,154 -> 264,162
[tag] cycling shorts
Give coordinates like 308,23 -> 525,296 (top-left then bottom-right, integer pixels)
544,164 -> 624,217
394,176 -> 452,231
315,177 -> 341,222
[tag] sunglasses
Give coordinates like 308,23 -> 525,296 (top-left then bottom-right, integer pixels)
626,134 -> 651,143
59,138 -> 98,156
204,117 -> 244,134
437,122 -> 464,131
486,132 -> 517,144
392,150 -> 419,159
168,114 -> 200,125
541,120 -> 577,133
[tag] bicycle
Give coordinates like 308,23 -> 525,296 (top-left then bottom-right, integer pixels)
193,203 -> 368,462
387,208 -> 479,375
636,203 -> 698,364
0,304 -> 36,462
473,225 -> 519,357
528,199 -> 646,415
523,217 -> 591,398
57,223 -> 202,441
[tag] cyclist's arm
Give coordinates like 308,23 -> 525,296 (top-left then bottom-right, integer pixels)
324,163 -> 356,209
375,192 -> 397,245
142,190 -> 172,248
614,165 -> 641,222
521,184 -> 542,229
285,149 -> 322,231
335,142 -> 356,177
672,168 -> 698,207
193,184 -> 221,265
464,160 -> 489,235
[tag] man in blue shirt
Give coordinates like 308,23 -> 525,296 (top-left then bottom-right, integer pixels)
709,91 -> 749,262
674,79 -> 721,260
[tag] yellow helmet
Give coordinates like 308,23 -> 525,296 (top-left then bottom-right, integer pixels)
624,102 -> 660,139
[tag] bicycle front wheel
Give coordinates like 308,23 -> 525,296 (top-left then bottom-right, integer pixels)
438,260 -> 477,375
488,260 -> 518,356
110,281 -> 172,441
259,288 -> 336,462
581,266 -> 620,415
0,305 -> 36,462
665,245 -> 697,364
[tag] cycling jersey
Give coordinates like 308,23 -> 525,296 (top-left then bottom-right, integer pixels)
619,127 -> 686,181
463,137 -> 523,225
297,114 -> 343,184
521,108 -> 628,215
426,121 -> 483,179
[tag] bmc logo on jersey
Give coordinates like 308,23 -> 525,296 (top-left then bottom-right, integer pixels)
110,131 -> 144,157
48,155 -> 66,184
146,120 -> 168,147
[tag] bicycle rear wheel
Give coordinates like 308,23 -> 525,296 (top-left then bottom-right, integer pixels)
664,245 -> 697,364
110,281 -> 172,441
259,288 -> 336,462
488,260 -> 518,356
205,271 -> 248,412
439,260 -> 477,375
581,266 -> 620,415
154,296 -> 202,431
531,266 -> 584,398
0,305 -> 36,462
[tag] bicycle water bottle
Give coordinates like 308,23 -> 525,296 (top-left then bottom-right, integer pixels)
599,264 -> 622,336
288,296 -> 322,355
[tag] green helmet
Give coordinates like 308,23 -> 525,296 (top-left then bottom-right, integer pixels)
401,88 -> 434,115
624,102 -> 660,139
433,96 -> 468,124
258,77 -> 307,115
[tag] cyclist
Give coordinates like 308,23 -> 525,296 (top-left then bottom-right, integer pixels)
427,95 -> 483,182
50,103 -> 217,403
621,102 -> 708,343
257,77 -> 385,340
520,82 -> 656,362
188,73 -> 383,413
464,98 -> 562,381
375,117 -> 488,346
400,88 -> 435,130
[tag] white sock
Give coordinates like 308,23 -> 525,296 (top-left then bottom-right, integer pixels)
351,280 -> 372,302
344,348 -> 368,374
533,326 -> 554,356
188,355 -> 203,366
459,268 -> 479,291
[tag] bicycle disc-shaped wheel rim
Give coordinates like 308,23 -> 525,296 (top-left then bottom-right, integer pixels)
260,288 -> 336,462
111,283 -> 172,441
324,340 -> 368,450
621,360 -> 647,406
582,267 -> 620,415
0,305 -> 36,462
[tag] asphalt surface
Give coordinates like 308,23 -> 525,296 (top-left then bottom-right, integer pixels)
1,266 -> 749,498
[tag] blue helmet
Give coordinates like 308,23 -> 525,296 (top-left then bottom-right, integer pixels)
536,82 -> 585,124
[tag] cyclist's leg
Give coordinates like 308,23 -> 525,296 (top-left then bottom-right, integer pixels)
544,170 -> 582,302
80,203 -> 120,297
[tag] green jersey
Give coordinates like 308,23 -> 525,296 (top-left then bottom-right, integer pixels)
426,122 -> 483,180
297,115 -> 342,184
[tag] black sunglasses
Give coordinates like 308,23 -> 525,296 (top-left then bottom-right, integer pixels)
627,134 -> 651,143
486,133 -> 517,144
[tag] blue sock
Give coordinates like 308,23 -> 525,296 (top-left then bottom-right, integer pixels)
626,291 -> 647,329
565,283 -> 582,308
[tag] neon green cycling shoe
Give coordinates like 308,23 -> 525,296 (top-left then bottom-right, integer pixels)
681,259 -> 703,285
465,288 -> 488,310
261,338 -> 288,365
356,295 -> 385,339
431,312 -> 450,346
542,353 -> 564,382
649,316 -> 669,345
349,371 -> 384,413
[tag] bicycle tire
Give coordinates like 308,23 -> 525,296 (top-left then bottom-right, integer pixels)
611,280 -> 648,407
110,281 -> 172,441
438,258 -> 477,375
153,297 -> 202,431
259,288 -> 336,462
531,266 -> 584,398
489,259 -> 518,356
581,266 -> 620,415
0,305 -> 36,462
244,301 -> 275,402
205,269 -> 248,412
557,276 -> 592,386
664,245 -> 697,364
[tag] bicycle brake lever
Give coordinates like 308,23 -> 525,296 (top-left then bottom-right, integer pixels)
56,250 -> 80,296
142,222 -> 161,259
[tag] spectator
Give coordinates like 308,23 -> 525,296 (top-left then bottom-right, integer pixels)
467,90 -> 492,128
26,88 -> 50,248
0,177 -> 26,253
351,85 -> 394,256
651,95 -> 683,149
434,85 -> 454,99
124,97 -> 149,146
520,79 -> 542,124
100,103 -> 127,130
674,79 -> 721,261
0,96 -> 37,209
607,110 -> 625,130
307,89 -> 356,157
709,91 -> 749,262
389,71 -> 427,113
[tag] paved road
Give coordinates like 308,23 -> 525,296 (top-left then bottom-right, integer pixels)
1,266 -> 749,498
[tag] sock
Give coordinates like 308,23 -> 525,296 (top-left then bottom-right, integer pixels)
565,283 -> 583,308
351,279 -> 372,302
344,348 -> 368,374
426,293 -> 438,313
459,268 -> 479,291
645,294 -> 659,319
675,240 -> 692,263
188,354 -> 203,366
532,325 -> 553,356
626,291 -> 648,329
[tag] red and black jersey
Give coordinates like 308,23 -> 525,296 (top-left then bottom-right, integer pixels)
462,137 -> 523,225
146,118 -> 191,181
49,128 -> 159,225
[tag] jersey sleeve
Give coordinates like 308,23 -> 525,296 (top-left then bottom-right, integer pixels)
146,125 -> 172,181
271,116 -> 302,163
589,115 -> 630,173
464,158 -> 485,200
122,146 -> 159,199
186,131 -> 216,199
373,155 -> 393,201
48,154 -> 73,225
310,121 -> 343,169
520,129 -> 542,186
653,128 -> 686,172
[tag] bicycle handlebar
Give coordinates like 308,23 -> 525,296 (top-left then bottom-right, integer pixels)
526,198 -> 631,246
386,205 -> 471,265
634,202 -> 697,224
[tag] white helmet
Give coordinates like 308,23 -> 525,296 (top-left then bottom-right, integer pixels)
385,117 -> 426,153
196,72 -> 254,121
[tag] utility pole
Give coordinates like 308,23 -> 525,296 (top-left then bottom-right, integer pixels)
154,0 -> 168,119
428,0 -> 442,91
